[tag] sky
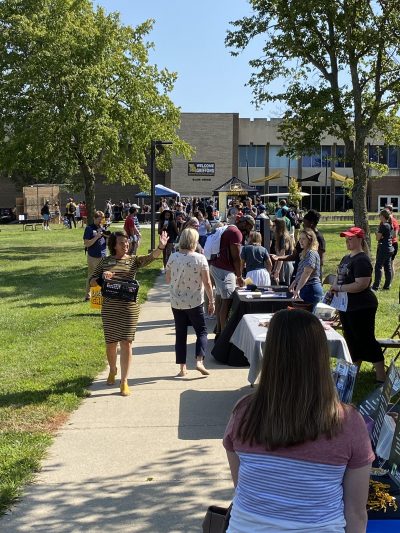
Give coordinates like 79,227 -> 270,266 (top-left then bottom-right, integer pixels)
95,0 -> 281,119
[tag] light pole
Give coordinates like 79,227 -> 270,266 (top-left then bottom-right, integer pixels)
150,140 -> 172,251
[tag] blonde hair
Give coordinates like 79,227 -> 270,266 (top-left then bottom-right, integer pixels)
299,228 -> 318,259
249,231 -> 262,245
94,210 -> 104,219
179,227 -> 198,251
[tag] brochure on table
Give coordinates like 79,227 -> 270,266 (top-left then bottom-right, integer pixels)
358,361 -> 400,487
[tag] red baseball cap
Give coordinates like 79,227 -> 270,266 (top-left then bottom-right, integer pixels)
340,226 -> 365,238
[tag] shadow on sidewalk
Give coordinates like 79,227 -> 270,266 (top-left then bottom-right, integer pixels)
178,388 -> 248,440
3,448 -> 233,532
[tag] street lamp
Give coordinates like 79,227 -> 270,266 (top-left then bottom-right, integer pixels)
150,140 -> 173,251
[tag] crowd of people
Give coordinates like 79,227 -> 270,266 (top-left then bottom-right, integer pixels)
76,195 -> 398,530
82,193 -> 397,386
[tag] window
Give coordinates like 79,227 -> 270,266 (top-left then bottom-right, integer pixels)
269,146 -> 296,168
335,145 -> 351,168
302,146 -> 331,167
238,145 -> 265,167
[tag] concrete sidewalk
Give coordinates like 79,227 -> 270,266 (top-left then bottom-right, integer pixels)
2,275 -> 249,532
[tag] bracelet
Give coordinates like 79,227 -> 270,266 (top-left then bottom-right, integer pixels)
157,246 -> 165,250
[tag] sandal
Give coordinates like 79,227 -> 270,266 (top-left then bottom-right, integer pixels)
175,370 -> 188,378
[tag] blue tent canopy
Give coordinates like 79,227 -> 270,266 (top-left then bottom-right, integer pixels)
135,184 -> 180,198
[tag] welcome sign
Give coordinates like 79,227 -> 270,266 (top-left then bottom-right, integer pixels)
188,162 -> 215,176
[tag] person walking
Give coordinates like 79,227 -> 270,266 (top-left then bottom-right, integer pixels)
330,226 -> 386,383
90,230 -> 169,396
223,309 -> 373,533
372,209 -> 394,291
41,200 -> 51,230
65,198 -> 76,229
385,204 -> 398,276
166,228 -> 215,377
83,211 -> 108,301
158,209 -> 179,273
124,206 -> 141,255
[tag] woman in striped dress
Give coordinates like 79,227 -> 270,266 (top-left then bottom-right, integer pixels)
91,230 -> 169,396
223,310 -> 373,532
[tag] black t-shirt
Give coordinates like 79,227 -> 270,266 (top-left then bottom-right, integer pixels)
336,252 -> 377,311
377,222 -> 393,252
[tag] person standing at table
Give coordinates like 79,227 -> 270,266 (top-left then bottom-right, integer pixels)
223,309 -> 373,533
166,228 -> 215,377
289,228 -> 323,307
330,226 -> 385,383
271,209 -> 325,281
240,231 -> 272,286
209,215 -> 255,340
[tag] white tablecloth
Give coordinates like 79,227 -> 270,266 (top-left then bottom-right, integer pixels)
230,313 -> 352,385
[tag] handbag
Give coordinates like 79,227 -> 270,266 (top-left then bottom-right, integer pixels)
202,504 -> 232,533
101,279 -> 140,302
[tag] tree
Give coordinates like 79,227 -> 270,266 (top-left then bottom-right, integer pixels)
0,0 -> 191,222
226,0 -> 400,240
288,177 -> 302,207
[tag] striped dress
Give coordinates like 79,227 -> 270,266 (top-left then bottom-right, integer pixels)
91,254 -> 153,344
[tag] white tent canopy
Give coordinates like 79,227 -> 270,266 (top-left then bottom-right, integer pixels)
260,192 -> 310,198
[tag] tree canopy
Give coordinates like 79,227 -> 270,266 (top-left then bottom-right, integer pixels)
0,0 -> 191,220
226,0 -> 400,236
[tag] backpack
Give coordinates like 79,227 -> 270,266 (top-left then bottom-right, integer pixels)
204,226 -> 227,260
287,209 -> 300,229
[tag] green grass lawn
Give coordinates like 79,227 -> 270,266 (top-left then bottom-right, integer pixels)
0,220 -> 398,514
0,222 -> 163,514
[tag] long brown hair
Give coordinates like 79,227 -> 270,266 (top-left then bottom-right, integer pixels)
274,218 -> 293,253
237,309 -> 342,449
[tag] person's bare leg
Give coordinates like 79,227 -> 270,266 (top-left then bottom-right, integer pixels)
106,342 -> 118,373
120,340 -> 133,385
373,361 -> 386,382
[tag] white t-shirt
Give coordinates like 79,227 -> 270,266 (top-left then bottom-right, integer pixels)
166,251 -> 209,309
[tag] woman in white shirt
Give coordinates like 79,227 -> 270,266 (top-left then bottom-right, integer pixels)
166,228 -> 215,377
194,210 -> 211,247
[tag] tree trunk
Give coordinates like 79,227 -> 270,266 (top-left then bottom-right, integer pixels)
80,162 -> 96,225
351,165 -> 370,246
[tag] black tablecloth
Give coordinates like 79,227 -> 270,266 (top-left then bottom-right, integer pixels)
211,289 -> 295,366
368,474 -> 400,520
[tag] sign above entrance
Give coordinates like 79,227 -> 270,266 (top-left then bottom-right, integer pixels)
188,162 -> 215,176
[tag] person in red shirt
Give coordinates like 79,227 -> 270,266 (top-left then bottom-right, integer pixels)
124,207 -> 141,255
386,204 -> 398,276
209,215 -> 255,339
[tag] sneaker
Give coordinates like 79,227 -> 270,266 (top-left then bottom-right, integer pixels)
382,286 -> 391,290
160,268 -> 166,274
371,286 -> 379,291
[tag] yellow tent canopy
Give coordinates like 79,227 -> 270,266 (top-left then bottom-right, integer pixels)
331,171 -> 353,184
251,170 -> 281,184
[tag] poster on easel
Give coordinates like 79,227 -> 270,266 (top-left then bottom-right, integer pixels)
370,363 -> 400,448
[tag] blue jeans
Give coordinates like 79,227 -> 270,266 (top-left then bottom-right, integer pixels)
300,282 -> 323,307
172,305 -> 208,364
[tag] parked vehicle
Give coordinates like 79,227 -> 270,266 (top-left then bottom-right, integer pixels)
0,208 -> 16,223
